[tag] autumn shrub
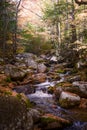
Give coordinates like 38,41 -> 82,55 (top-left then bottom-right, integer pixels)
23,35 -> 52,55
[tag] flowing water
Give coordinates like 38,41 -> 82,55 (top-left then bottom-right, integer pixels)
27,74 -> 87,130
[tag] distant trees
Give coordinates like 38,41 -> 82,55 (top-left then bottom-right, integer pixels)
0,0 -> 22,63
43,0 -> 87,63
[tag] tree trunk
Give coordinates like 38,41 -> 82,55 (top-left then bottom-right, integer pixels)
13,0 -> 22,56
2,0 -> 7,62
55,0 -> 61,60
71,0 -> 77,43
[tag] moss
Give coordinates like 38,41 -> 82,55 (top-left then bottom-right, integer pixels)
56,82 -> 72,88
59,98 -> 80,108
56,82 -> 67,87
59,98 -> 69,108
5,77 -> 12,83
16,94 -> 32,108
40,115 -> 72,129
41,116 -> 57,124
4,91 -> 12,96
36,59 -> 45,63
25,99 -> 32,108
0,94 -> 28,125
16,93 -> 22,100
57,69 -> 66,74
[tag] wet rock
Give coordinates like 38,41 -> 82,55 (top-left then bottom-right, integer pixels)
55,82 -> 87,99
14,84 -> 35,94
77,61 -> 87,69
59,91 -> 80,108
67,75 -> 81,83
54,87 -> 62,99
50,56 -> 57,63
47,72 -> 61,81
54,82 -> 73,99
79,98 -> 87,109
4,64 -> 27,81
32,73 -> 47,83
38,63 -> 47,73
73,81 -> 87,98
39,114 -> 71,130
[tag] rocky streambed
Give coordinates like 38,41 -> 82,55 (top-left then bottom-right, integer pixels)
0,53 -> 87,130
27,74 -> 87,130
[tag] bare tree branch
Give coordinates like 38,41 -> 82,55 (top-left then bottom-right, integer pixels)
21,5 -> 43,19
75,0 -> 87,5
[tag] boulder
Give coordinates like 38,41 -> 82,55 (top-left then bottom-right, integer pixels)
16,53 -> 37,60
32,73 -> 47,83
54,82 -> 73,99
55,81 -> 87,99
73,81 -> 87,98
14,84 -> 35,94
16,53 -> 38,69
0,92 -> 33,130
59,91 -> 80,108
38,63 -> 47,73
4,64 -> 27,81
40,114 -> 71,130
25,59 -> 37,69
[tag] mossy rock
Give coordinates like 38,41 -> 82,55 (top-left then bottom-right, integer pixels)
0,91 -> 33,130
59,98 -> 80,108
40,114 -> 72,130
59,92 -> 80,108
4,64 -> 27,81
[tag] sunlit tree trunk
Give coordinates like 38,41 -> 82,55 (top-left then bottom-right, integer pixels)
83,5 -> 87,42
55,0 -> 61,60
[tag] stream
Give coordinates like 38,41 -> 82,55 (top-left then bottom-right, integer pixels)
27,73 -> 87,130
